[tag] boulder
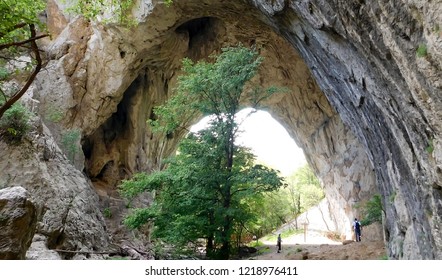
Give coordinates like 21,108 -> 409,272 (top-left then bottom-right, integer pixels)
0,186 -> 37,259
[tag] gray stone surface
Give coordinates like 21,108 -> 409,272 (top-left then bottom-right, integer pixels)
0,186 -> 37,259
0,121 -> 109,259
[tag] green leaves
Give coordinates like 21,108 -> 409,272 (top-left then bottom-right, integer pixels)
122,45 -> 286,259
0,102 -> 32,142
119,171 -> 167,199
151,45 -> 275,136
123,207 -> 158,229
66,0 -> 136,26
0,0 -> 46,45
359,194 -> 383,226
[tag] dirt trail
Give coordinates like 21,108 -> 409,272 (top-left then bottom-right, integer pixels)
250,231 -> 386,260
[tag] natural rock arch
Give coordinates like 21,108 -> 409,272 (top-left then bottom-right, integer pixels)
33,0 -> 441,259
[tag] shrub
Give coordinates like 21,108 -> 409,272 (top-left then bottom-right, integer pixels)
103,208 -> 112,219
45,106 -> 64,123
0,103 -> 32,142
0,67 -> 9,80
426,139 -> 434,154
360,194 -> 383,226
61,129 -> 80,163
416,44 -> 428,57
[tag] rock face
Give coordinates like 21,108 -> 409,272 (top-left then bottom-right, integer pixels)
21,0 -> 442,259
0,120 -> 109,259
0,186 -> 37,259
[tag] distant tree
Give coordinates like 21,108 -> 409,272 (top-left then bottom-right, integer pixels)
359,194 -> 383,226
120,45 -> 286,259
285,164 -> 324,229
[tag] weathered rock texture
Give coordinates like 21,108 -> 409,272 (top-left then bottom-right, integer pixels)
0,119 -> 109,259
23,0 -> 442,259
0,186 -> 37,259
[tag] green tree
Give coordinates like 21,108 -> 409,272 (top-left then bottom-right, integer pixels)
359,194 -> 383,226
120,45 -> 285,259
0,0 -> 146,120
285,164 -> 324,229
0,0 -> 48,119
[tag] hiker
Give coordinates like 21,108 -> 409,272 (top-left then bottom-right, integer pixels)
353,218 -> 362,242
277,234 -> 282,253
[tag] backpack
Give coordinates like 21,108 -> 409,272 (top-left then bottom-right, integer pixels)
355,221 -> 361,231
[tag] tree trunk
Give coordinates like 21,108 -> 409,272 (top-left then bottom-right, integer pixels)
206,210 -> 215,258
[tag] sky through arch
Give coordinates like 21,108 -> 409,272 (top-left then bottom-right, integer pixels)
190,108 -> 306,176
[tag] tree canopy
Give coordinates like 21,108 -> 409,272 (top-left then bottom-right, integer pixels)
0,0 -> 48,120
120,45 -> 286,259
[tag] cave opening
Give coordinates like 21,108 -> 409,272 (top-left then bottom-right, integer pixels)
191,108 -> 307,177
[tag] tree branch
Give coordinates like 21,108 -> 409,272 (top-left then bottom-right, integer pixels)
0,24 -> 43,119
0,34 -> 49,50
0,22 -> 27,38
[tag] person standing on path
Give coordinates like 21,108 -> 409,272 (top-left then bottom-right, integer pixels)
353,218 -> 362,242
277,234 -> 282,253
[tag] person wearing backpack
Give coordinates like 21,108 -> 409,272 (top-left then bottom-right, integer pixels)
353,218 -> 362,242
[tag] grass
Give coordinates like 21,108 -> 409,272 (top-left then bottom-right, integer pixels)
416,44 -> 428,57
248,240 -> 265,248
257,246 -> 271,255
426,139 -> 434,154
262,228 -> 303,242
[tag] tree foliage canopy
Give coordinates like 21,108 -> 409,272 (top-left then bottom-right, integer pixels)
120,45 -> 286,259
245,163 -> 324,236
0,0 -> 46,45
0,0 -> 48,123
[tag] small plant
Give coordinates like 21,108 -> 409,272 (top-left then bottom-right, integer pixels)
61,129 -> 80,163
416,44 -> 428,57
103,208 -> 112,219
389,191 -> 396,204
258,246 -> 271,255
0,102 -> 32,143
426,139 -> 434,154
248,240 -> 264,248
0,214 -> 8,223
45,106 -> 64,123
0,67 -> 9,80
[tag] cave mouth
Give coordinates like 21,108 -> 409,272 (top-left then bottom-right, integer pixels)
76,1 -> 380,245
175,16 -> 225,59
191,108 -> 307,176
175,17 -> 218,49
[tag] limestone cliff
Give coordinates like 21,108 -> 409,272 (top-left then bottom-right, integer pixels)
0,118 -> 109,259
1,0 -> 440,259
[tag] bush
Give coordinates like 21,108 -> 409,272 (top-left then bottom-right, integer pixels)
360,194 -> 383,226
416,44 -> 428,57
0,103 -> 32,142
0,67 -> 9,80
61,129 -> 80,163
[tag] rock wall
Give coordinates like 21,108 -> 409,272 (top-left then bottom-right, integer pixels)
23,0 -> 442,259
252,0 -> 442,258
0,119 -> 109,259
0,186 -> 37,259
